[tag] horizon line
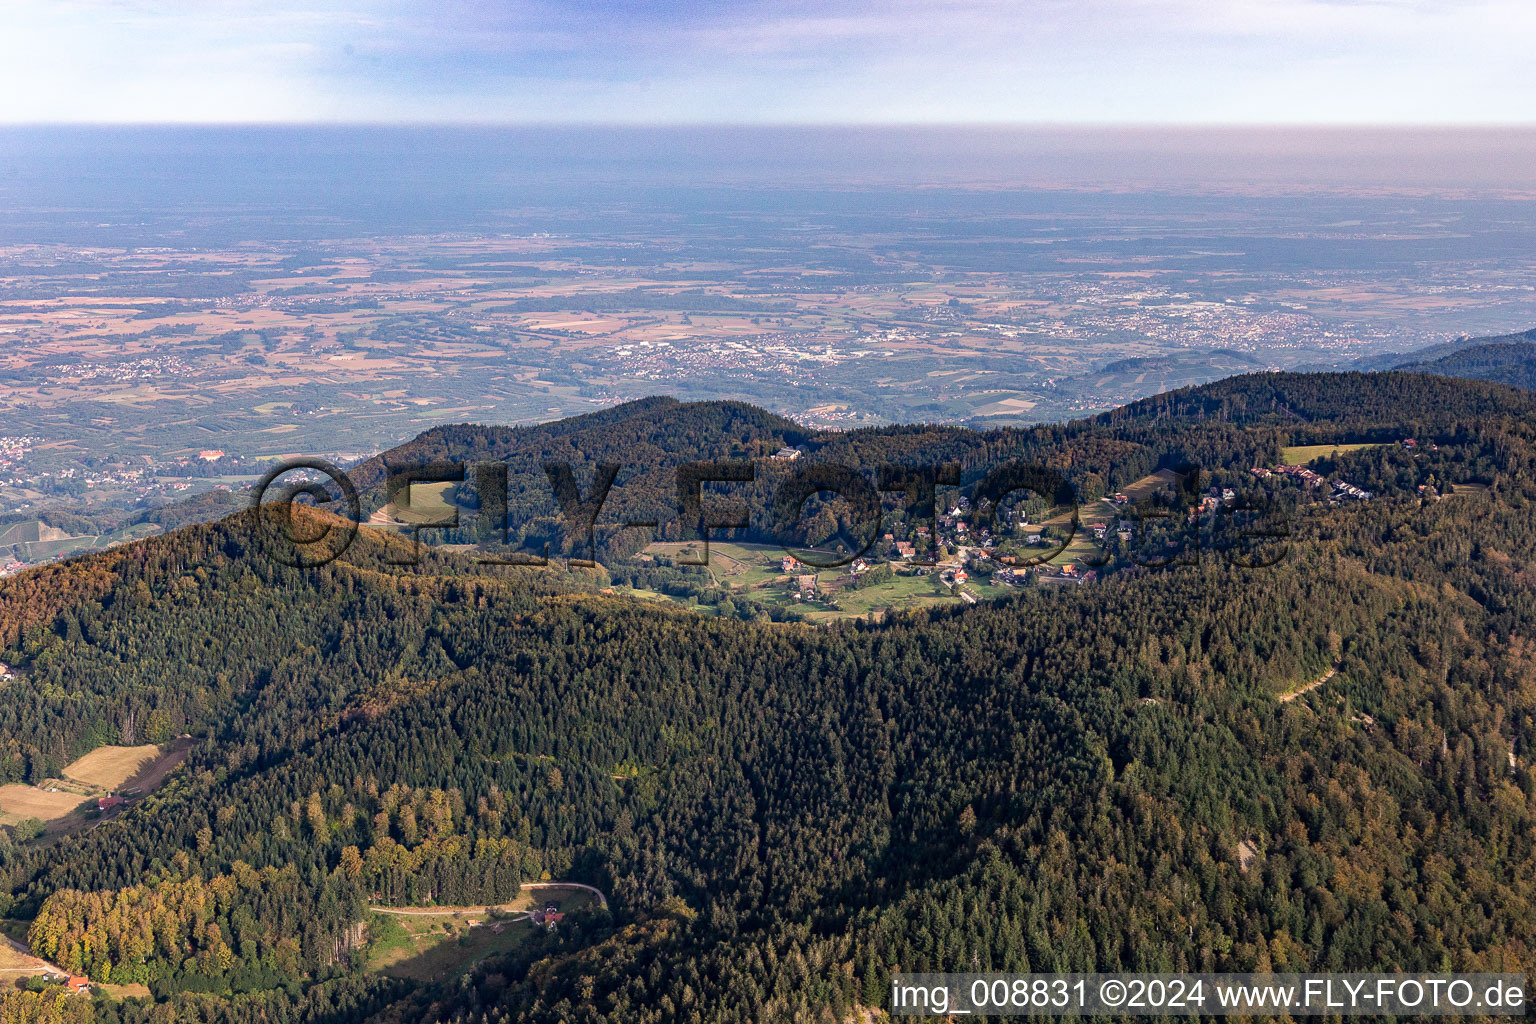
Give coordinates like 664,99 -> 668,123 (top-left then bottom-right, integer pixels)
5,120 -> 1536,131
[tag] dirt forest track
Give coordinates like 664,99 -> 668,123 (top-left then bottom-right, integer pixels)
1279,663 -> 1340,703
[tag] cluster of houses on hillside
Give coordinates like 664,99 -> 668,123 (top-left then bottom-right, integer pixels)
1252,463 -> 1372,501
1252,464 -> 1324,487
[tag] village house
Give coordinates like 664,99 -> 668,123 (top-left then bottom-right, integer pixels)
1333,481 -> 1372,501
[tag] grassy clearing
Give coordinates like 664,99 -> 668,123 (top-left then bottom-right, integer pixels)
382,479 -> 459,524
1121,468 -> 1185,500
0,943 -> 47,974
640,540 -> 1035,622
799,573 -> 953,622
97,982 -> 153,1000
1280,442 -> 1383,466
365,885 -> 596,982
367,913 -> 537,982
63,744 -> 161,790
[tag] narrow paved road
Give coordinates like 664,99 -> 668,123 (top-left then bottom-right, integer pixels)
369,905 -> 527,918
369,881 -> 608,916
1,933 -> 68,977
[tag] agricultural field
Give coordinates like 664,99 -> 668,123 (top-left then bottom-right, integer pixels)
373,479 -> 460,526
61,744 -> 161,790
0,785 -> 90,827
1280,442 -> 1385,465
0,742 -> 187,831
0,519 -> 161,563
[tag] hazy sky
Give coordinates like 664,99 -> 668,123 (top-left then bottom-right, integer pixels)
2,0 -> 1535,123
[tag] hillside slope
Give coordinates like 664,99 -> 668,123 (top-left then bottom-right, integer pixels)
0,373 -> 1534,1024
1352,324 -> 1536,373
1393,339 -> 1536,391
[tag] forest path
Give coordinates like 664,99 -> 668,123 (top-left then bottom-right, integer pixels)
1279,663 -> 1340,703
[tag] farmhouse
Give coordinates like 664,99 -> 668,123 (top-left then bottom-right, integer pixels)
771,447 -> 802,461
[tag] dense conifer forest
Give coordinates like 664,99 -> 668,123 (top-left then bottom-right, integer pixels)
1,370 -> 1534,1022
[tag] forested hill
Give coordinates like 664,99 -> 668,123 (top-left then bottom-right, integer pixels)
1392,340 -> 1536,392
0,372 -> 1534,1024
1088,369 -> 1536,429
346,396 -> 806,496
1351,324 -> 1536,374
341,371 -> 1536,563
